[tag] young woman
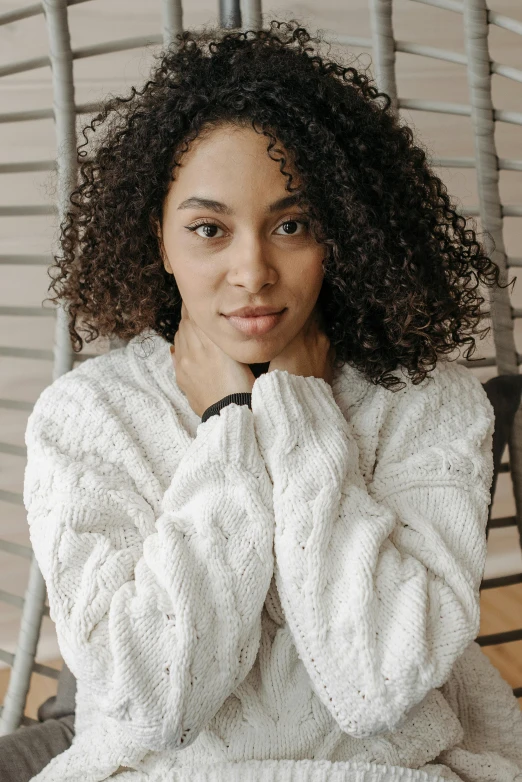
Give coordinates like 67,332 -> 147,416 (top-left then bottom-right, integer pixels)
23,19 -> 522,782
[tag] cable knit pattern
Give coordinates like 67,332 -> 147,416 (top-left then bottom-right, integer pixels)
22,329 -> 522,782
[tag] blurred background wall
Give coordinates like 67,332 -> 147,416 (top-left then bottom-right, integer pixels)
0,0 -> 521,711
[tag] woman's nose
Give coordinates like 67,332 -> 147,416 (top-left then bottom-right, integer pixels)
227,234 -> 278,287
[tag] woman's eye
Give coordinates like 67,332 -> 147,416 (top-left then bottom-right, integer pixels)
187,222 -> 224,239
185,218 -> 309,240
275,219 -> 309,236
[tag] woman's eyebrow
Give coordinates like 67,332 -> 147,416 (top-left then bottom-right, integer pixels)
177,193 -> 304,214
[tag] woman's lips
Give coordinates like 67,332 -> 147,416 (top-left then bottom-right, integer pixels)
223,309 -> 287,336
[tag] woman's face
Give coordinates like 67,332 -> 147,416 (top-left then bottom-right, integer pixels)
160,122 -> 325,367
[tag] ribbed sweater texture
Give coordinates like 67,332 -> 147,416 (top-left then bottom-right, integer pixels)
22,329 -> 522,782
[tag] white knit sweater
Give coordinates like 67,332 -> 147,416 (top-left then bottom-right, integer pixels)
23,329 -> 522,782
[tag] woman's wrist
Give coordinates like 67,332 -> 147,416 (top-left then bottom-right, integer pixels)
201,393 -> 253,423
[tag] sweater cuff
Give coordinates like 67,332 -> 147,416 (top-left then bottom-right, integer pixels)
201,393 -> 252,423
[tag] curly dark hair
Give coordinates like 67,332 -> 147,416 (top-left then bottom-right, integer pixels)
44,18 -> 511,391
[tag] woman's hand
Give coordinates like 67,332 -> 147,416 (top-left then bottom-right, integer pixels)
268,305 -> 336,386
171,302 -> 255,417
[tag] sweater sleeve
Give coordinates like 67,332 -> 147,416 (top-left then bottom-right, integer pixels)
201,393 -> 252,423
250,364 -> 495,740
23,376 -> 274,754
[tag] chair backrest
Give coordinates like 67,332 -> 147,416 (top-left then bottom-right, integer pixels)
0,0 -> 521,734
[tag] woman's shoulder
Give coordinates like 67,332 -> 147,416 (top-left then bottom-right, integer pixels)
337,358 -> 494,452
339,356 -> 492,411
383,359 -> 493,421
33,330 -> 168,396
335,360 -> 494,491
26,330 -> 181,439
30,343 -> 132,418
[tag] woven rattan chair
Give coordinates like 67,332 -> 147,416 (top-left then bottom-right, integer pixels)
0,0 -> 521,776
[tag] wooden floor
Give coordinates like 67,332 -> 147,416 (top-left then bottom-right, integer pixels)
479,582 -> 522,700
1,583 -> 521,723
